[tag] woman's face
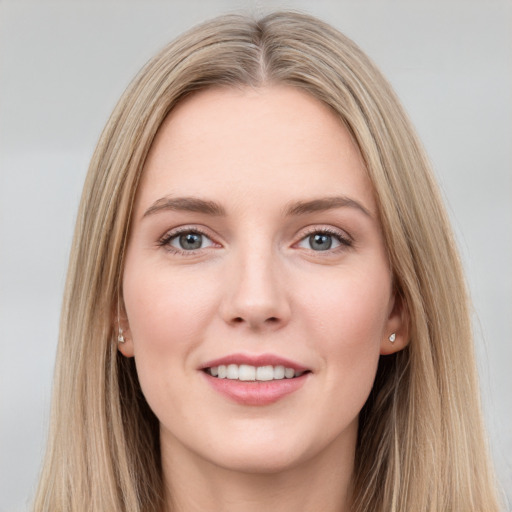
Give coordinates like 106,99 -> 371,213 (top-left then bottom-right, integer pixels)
121,86 -> 406,473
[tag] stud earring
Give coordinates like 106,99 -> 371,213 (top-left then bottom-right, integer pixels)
117,299 -> 125,343
389,333 -> 396,343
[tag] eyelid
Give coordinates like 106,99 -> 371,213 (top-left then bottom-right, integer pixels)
157,225 -> 221,254
294,225 -> 353,251
169,232 -> 215,250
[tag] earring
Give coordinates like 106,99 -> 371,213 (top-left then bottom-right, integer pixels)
117,298 -> 125,343
389,333 -> 396,343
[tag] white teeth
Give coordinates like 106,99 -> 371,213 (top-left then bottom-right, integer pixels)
274,365 -> 285,379
226,364 -> 239,379
256,365 -> 274,381
284,367 -> 295,379
207,364 -> 304,381
239,364 -> 256,381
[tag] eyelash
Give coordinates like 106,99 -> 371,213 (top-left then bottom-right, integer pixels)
298,226 -> 353,252
157,226 -> 217,256
157,226 -> 353,255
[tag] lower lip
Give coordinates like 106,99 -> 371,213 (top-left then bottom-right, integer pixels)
202,372 -> 309,406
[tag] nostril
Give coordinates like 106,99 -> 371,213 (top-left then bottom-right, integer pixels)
231,316 -> 279,326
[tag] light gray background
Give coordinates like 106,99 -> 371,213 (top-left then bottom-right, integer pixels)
1,1 -> 511,510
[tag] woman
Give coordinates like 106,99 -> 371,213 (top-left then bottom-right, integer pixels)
33,11 -> 500,512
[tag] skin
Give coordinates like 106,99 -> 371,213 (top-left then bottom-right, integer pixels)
119,85 -> 408,512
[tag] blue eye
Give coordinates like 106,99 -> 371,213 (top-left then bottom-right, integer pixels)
308,233 -> 334,251
297,230 -> 349,251
165,231 -> 215,251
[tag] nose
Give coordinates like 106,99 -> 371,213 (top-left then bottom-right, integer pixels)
220,246 -> 291,331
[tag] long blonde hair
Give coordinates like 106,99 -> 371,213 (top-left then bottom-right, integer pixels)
34,11 -> 500,512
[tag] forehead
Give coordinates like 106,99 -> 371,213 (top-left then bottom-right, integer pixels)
136,85 -> 374,216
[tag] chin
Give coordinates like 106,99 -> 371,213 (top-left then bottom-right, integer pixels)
209,445 -> 310,475
195,424 -> 343,476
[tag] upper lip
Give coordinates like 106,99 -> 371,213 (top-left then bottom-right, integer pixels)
199,353 -> 310,372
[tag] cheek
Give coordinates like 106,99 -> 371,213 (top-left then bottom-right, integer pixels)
302,265 -> 391,346
122,261 -> 219,357
300,266 -> 390,403
121,261 -> 222,419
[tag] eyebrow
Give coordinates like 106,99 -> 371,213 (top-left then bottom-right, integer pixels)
142,195 -> 372,220
143,196 -> 226,218
284,196 -> 372,218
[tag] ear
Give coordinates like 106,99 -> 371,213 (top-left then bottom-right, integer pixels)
380,290 -> 410,355
115,301 -> 135,358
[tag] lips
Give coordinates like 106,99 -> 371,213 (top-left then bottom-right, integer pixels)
200,353 -> 311,405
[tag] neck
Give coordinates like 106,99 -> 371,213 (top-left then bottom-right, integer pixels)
161,426 -> 356,512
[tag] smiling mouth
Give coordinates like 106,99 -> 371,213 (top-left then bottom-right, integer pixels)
204,364 -> 309,381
